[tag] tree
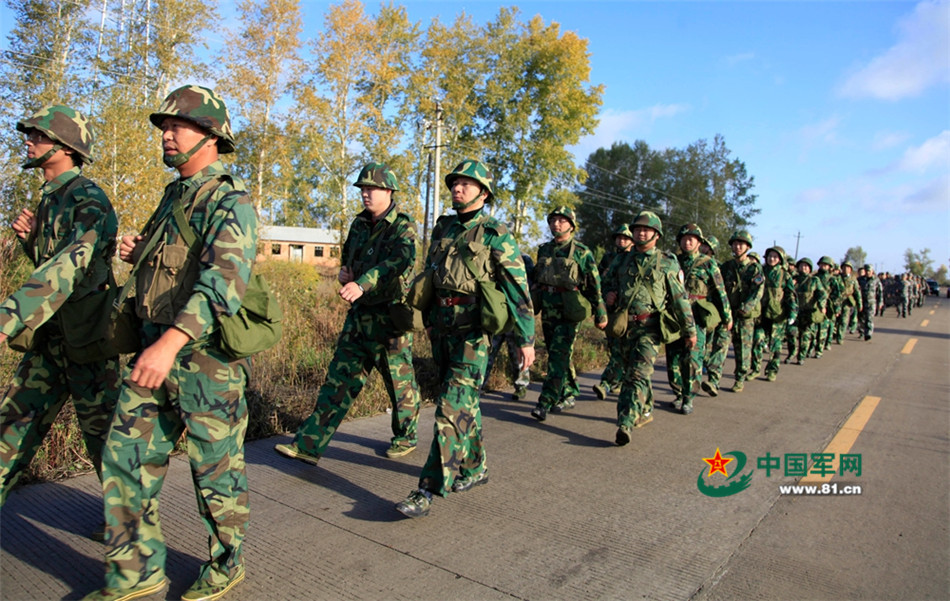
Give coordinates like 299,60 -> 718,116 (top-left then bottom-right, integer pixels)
841,246 -> 867,269
903,248 -> 933,276
216,0 -> 303,223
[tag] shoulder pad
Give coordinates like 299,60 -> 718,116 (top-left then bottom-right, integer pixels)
481,216 -> 508,235
435,214 -> 456,227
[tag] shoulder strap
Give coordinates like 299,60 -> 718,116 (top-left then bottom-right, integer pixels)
172,176 -> 226,248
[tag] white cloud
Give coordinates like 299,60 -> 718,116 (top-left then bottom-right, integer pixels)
896,130 -> 950,173
871,131 -> 910,151
901,174 -> 950,211
569,104 -> 690,162
838,0 -> 950,101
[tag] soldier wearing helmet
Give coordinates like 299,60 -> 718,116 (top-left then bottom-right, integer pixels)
897,272 -> 914,318
837,261 -> 862,340
593,223 -> 634,401
717,229 -> 764,393
601,210 -> 697,443
750,246 -> 798,383
856,264 -> 882,340
664,223 -> 731,415
0,105 -> 119,516
697,233 -> 732,398
86,86 -> 256,601
277,162 -> 421,469
812,257 -> 841,355
396,158 -> 535,519
791,258 -> 828,364
530,206 -> 607,422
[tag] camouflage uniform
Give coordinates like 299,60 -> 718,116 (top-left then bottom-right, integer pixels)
484,253 -> 534,400
720,231 -> 764,391
277,164 -> 420,462
594,224 -> 633,399
835,262 -> 862,342
666,224 -> 730,413
698,235 -> 729,397
0,105 -> 119,506
412,160 -> 534,502
92,87 -> 255,600
793,259 -> 828,363
898,273 -> 913,318
815,257 -> 842,354
751,247 -> 798,381
857,266 -> 880,340
532,207 -> 606,417
603,211 -> 696,440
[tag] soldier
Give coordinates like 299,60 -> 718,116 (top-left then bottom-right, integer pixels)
593,224 -> 634,400
0,106 -> 119,516
83,86 -> 256,601
719,230 -> 764,392
815,256 -> 842,356
531,206 -> 607,421
275,163 -> 420,465
898,273 -> 913,318
484,252 -> 535,400
836,261 -> 862,342
792,258 -> 827,364
395,159 -> 535,518
602,211 -> 696,443
666,224 -> 731,414
857,265 -> 879,340
700,235 -> 730,397
751,246 -> 798,381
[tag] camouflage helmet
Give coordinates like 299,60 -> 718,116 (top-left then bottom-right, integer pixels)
676,222 -> 703,242
17,105 -> 96,163
862,263 -> 872,271
748,251 -> 762,263
445,158 -> 494,200
149,85 -> 235,153
729,229 -> 753,247
548,206 -> 577,230
632,210 -> 663,237
842,261 -> 854,270
765,246 -> 786,263
353,162 -> 398,191
797,257 -> 815,271
704,234 -> 720,254
612,223 -> 633,240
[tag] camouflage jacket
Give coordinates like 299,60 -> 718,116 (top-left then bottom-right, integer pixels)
817,270 -> 844,311
603,247 -> 697,338
0,167 -> 117,338
761,264 -> 799,324
838,274 -> 863,310
858,275 -> 882,305
133,160 -> 257,341
342,202 -> 415,308
796,273 -> 828,316
534,234 -> 607,322
679,250 -> 732,323
426,209 -> 535,347
721,255 -> 765,319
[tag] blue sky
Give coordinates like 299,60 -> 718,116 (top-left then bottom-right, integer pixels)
3,0 -> 947,274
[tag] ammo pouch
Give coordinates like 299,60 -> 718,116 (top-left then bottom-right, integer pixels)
561,289 -> 591,323
60,285 -> 122,363
605,309 -> 628,339
809,309 -> 825,325
692,298 -> 721,332
460,251 -> 510,336
658,311 -> 682,345
407,269 -> 435,313
534,244 -> 581,290
218,272 -> 283,359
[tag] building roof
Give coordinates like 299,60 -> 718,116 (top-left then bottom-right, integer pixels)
260,225 -> 339,245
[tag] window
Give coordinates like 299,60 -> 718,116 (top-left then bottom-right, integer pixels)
314,246 -> 324,257
271,244 -> 282,255
329,246 -> 340,258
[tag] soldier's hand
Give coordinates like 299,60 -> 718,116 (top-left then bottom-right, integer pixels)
0,333 -> 7,346
726,319 -> 734,331
684,335 -> 698,350
119,235 -> 143,264
11,208 -> 35,240
130,327 -> 190,390
518,346 -> 536,370
605,291 -> 617,306
338,266 -> 354,285
595,317 -> 607,330
339,281 -> 363,303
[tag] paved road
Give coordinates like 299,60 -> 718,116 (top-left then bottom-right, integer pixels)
2,302 -> 948,601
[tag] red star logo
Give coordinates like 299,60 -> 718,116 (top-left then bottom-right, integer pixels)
703,448 -> 733,477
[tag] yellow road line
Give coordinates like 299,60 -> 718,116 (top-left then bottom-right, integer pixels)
800,396 -> 881,485
921,319 -> 930,327
930,309 -> 936,315
902,338 -> 917,354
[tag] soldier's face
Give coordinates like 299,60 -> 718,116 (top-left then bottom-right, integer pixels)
731,240 -> 750,257
615,235 -> 633,250
843,266 -> 853,276
450,176 -> 486,213
549,216 -> 573,237
632,225 -> 658,250
679,234 -> 700,253
766,251 -> 781,266
160,117 -> 215,161
798,263 -> 812,275
359,185 -> 392,218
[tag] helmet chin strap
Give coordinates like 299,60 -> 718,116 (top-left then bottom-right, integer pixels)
21,143 -> 62,169
163,135 -> 212,168
635,230 -> 658,247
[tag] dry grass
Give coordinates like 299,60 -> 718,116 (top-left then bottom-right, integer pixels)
1,249 -> 608,485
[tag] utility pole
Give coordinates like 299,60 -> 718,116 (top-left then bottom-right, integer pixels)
793,231 -> 803,261
433,101 -> 443,221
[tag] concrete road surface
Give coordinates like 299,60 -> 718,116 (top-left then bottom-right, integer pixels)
2,301 -> 947,601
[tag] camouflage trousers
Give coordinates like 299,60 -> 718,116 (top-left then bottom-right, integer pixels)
666,326 -> 707,406
797,322 -> 820,359
836,306 -> 856,341
538,317 -> 579,409
785,322 -> 800,360
293,310 -> 420,457
616,322 -> 660,428
599,336 -> 626,392
860,309 -> 875,339
731,317 -> 756,382
817,311 -> 837,351
485,330 -> 530,389
418,327 -> 489,497
704,322 -> 730,387
100,333 -> 249,592
845,306 -> 859,333
752,319 -> 787,377
898,297 -> 912,317
0,333 -> 119,505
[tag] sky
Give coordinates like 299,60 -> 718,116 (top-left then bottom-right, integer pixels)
2,0 -> 948,274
